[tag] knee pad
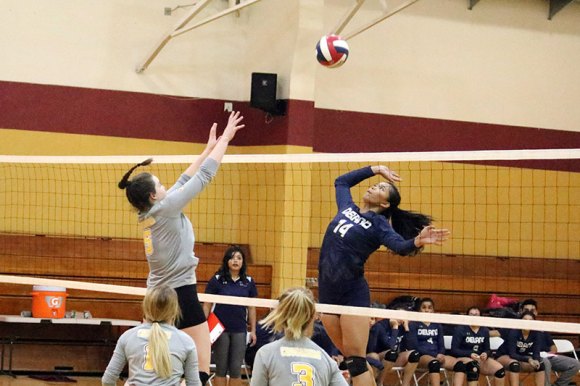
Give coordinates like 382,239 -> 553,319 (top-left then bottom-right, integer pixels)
346,356 -> 369,378
384,349 -> 398,363
428,359 -> 441,373
408,350 -> 421,363
536,362 -> 545,372
508,362 -> 521,373
338,360 -> 347,371
466,362 -> 480,382
494,368 -> 506,379
453,361 -> 466,373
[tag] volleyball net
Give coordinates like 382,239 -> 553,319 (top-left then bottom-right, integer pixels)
0,149 -> 578,335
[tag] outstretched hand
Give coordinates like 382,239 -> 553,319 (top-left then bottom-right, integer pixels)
415,225 -> 450,247
221,111 -> 245,142
376,165 -> 402,183
205,123 -> 219,150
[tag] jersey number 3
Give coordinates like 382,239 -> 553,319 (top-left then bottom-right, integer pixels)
291,362 -> 315,386
333,219 -> 353,238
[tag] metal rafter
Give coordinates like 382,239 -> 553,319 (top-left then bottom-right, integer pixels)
548,0 -> 574,19
136,0 -> 263,73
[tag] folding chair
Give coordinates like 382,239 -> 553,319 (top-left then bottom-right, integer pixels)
552,339 -> 580,379
444,336 -> 453,352
392,365 -> 419,386
553,339 -> 579,361
414,366 -> 449,386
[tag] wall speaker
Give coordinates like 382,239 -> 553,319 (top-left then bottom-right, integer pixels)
250,72 -> 286,115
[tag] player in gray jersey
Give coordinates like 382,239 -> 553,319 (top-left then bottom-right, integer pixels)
118,111 -> 245,385
102,285 -> 201,386
250,287 -> 348,386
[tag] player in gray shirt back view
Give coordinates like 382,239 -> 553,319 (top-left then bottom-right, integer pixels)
118,111 -> 245,385
250,287 -> 348,386
102,286 -> 201,386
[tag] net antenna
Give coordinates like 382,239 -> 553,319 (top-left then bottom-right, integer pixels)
332,0 -> 420,40
136,0 -> 263,73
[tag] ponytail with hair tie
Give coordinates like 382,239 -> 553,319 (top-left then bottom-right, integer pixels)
118,158 -> 153,190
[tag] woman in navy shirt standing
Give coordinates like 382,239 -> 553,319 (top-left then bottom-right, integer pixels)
318,165 -> 450,386
204,245 -> 258,386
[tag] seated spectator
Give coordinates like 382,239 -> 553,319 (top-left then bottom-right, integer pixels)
375,315 -> 418,386
520,299 -> 580,386
404,298 -> 465,386
496,311 -> 545,386
452,307 -> 505,386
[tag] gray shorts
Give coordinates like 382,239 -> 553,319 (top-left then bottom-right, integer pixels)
212,331 -> 247,378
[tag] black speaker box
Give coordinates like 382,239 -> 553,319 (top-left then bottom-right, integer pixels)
250,72 -> 286,115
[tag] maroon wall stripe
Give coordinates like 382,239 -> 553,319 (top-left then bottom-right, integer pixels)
313,108 -> 580,152
0,81 -> 313,147
1,81 -> 578,172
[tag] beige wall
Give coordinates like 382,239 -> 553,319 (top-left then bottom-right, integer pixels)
1,0 -> 579,131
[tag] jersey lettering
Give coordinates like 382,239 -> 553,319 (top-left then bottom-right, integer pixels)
517,341 -> 534,352
418,328 -> 439,336
143,344 -> 153,371
291,362 -> 315,386
341,208 -> 372,229
465,336 -> 485,344
143,228 -> 153,256
333,219 -> 354,237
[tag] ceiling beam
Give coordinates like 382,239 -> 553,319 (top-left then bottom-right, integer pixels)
548,0 -> 574,20
468,0 -> 480,10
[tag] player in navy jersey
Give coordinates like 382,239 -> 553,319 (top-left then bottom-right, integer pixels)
405,298 -> 465,386
520,299 -> 580,386
204,245 -> 257,386
451,307 -> 505,386
318,165 -> 450,386
496,311 -> 545,386
373,316 -> 419,386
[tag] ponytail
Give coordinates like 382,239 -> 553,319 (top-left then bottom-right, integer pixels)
388,206 -> 432,239
118,158 -> 154,212
148,321 -> 172,379
261,287 -> 316,340
383,182 -> 432,239
142,285 -> 181,379
118,158 -> 153,189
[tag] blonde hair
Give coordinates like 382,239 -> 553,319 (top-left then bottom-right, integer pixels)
141,285 -> 181,379
261,287 -> 316,340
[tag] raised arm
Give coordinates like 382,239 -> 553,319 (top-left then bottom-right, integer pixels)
207,110 -> 245,165
334,165 -> 397,210
182,122 -> 219,178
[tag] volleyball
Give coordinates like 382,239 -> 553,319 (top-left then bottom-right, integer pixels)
316,34 -> 349,68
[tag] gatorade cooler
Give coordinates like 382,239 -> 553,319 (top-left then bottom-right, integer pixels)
31,285 -> 68,318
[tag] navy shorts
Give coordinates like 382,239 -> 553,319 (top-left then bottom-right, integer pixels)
317,277 -> 370,307
174,284 -> 206,329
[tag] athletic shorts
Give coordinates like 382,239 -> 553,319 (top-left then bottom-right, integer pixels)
317,277 -> 370,307
174,284 -> 206,329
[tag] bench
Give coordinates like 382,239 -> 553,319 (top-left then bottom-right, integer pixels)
0,315 -> 140,374
306,248 -> 580,324
0,234 -> 272,373
0,234 -> 271,319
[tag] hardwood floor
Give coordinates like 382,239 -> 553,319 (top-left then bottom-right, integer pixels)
0,375 -> 114,385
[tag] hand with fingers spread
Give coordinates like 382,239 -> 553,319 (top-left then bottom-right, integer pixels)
373,165 -> 402,183
414,225 -> 450,247
221,111 -> 245,142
